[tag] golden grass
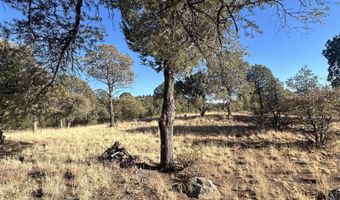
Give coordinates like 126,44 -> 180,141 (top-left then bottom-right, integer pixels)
0,113 -> 339,200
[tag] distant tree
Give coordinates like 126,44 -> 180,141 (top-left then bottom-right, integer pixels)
93,89 -> 110,124
116,94 -> 146,121
36,76 -> 96,128
323,34 -> 340,88
176,71 -> 210,117
119,92 -> 133,99
247,65 -> 276,115
85,44 -> 134,127
209,51 -> 248,118
286,66 -> 320,94
248,65 -> 286,129
58,76 -> 97,127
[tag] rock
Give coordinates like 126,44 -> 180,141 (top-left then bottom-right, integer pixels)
184,177 -> 220,199
328,188 -> 340,200
99,141 -> 138,168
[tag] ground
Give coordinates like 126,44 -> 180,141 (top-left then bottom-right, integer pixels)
0,113 -> 339,200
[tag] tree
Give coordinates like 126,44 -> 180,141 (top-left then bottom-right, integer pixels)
1,0 -> 110,97
85,44 -> 134,127
247,65 -> 286,129
247,65 -> 275,115
176,70 -> 210,116
117,0 -> 329,170
0,40 -> 47,132
286,66 -> 320,94
209,51 -> 248,118
93,89 -> 110,124
323,34 -> 340,88
34,76 -> 97,128
116,94 -> 146,121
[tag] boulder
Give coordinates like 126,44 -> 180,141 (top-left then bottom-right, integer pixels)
184,177 -> 220,199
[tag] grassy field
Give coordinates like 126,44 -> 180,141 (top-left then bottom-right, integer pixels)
0,113 -> 339,200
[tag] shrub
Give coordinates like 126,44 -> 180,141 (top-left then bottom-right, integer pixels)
288,88 -> 340,146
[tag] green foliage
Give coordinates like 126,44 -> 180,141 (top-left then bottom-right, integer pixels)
176,70 -> 210,116
209,51 -> 249,116
1,0 -> 105,82
323,34 -> 340,88
0,40 -> 47,129
247,65 -> 284,116
116,94 -> 146,121
85,44 -> 134,90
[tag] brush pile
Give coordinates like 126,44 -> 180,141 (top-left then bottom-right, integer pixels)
99,141 -> 138,168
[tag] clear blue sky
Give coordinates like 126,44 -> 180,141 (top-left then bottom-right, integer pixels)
1,2 -> 339,96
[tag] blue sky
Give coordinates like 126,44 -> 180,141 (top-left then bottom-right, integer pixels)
1,2 -> 339,96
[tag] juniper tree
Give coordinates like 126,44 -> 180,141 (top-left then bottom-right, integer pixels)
116,0 -> 329,170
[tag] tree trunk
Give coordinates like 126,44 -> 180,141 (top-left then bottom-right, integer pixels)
108,86 -> 114,127
159,67 -> 175,170
67,119 -> 72,128
200,109 -> 206,117
32,115 -> 38,133
226,103 -> 232,118
59,119 -> 63,128
0,128 -> 5,144
200,96 -> 206,117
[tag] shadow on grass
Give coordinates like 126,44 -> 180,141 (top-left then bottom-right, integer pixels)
192,138 -> 314,150
0,140 -> 33,159
126,125 -> 266,137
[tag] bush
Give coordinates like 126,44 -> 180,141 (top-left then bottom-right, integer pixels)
288,88 -> 340,146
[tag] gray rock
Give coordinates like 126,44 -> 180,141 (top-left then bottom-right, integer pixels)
328,188 -> 340,200
184,177 -> 220,199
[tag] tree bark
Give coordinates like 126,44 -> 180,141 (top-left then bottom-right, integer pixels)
200,96 -> 206,117
108,85 -> 114,127
159,66 -> 175,170
226,103 -> 232,118
32,115 -> 38,133
67,119 -> 72,128
59,119 -> 63,128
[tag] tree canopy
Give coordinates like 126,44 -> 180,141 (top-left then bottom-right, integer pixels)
323,34 -> 340,88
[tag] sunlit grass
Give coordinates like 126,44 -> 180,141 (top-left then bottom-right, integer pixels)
0,113 -> 339,199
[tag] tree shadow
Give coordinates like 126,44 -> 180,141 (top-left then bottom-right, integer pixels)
126,124 -> 266,137
192,138 -> 314,150
0,140 -> 33,159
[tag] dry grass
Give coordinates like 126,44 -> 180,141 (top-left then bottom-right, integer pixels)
0,113 -> 339,200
